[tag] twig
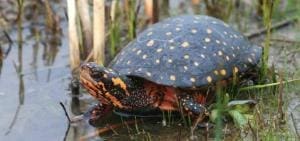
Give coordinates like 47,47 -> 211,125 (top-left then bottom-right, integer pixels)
5,105 -> 22,135
205,122 -> 209,141
135,0 -> 142,19
239,78 -> 300,91
277,72 -> 284,122
3,31 -> 13,58
245,17 -> 298,39
59,102 -> 71,123
271,38 -> 300,44
60,102 -> 71,141
247,120 -> 257,141
290,113 -> 300,138
3,30 -> 13,44
63,122 -> 70,141
191,110 -> 208,133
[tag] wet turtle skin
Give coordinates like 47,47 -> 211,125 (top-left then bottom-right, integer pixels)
79,15 -> 262,124
109,15 -> 262,88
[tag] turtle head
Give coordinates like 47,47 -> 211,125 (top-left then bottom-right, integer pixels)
80,62 -> 130,106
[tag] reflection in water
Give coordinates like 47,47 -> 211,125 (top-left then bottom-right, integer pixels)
70,78 -> 81,115
6,0 -> 25,135
29,1 -> 41,80
0,26 -> 14,76
0,46 -> 2,74
17,0 -> 25,106
31,42 -> 39,80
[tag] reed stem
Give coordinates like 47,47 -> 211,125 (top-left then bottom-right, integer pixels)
67,0 -> 80,70
78,0 -> 93,59
93,0 -> 105,64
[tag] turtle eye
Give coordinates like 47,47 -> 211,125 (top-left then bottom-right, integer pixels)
90,71 -> 102,81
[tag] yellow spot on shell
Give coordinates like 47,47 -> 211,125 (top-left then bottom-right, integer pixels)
169,39 -> 174,43
214,70 -> 219,75
194,62 -> 199,66
233,67 -> 239,73
175,27 -> 181,31
220,69 -> 227,76
169,46 -> 175,50
127,61 -> 131,64
248,58 -> 253,63
147,32 -> 153,36
136,50 -> 142,55
184,66 -> 188,70
166,32 -> 172,36
206,28 -> 212,34
218,51 -> 223,56
206,76 -> 212,83
181,42 -> 190,48
142,54 -> 147,59
156,48 -> 163,52
170,75 -> 176,81
226,56 -> 230,61
205,38 -> 211,42
191,29 -> 197,33
147,40 -> 155,47
184,55 -> 190,59
190,77 -> 196,82
155,59 -> 160,64
168,59 -> 173,63
201,54 -> 205,58
216,40 -> 220,44
146,72 -> 151,76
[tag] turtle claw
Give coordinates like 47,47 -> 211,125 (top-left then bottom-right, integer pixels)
71,103 -> 112,126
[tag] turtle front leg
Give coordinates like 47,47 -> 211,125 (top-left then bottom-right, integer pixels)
72,103 -> 112,125
85,103 -> 113,123
178,95 -> 207,116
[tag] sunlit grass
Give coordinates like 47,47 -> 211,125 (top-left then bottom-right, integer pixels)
109,0 -> 121,58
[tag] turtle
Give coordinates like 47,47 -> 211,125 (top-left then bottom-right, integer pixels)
79,15 -> 262,123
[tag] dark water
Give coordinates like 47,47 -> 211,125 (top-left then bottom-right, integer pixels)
0,0 -> 299,141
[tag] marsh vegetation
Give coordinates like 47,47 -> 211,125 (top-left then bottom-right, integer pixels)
0,0 -> 299,140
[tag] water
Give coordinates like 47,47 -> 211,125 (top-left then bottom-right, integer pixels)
0,0 -> 299,140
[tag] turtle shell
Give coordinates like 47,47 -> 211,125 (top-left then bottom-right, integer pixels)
109,15 -> 262,88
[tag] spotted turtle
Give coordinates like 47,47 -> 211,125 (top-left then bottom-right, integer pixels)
80,15 -> 262,123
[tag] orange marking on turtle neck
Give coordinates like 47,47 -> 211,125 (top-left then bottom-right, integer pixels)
104,92 -> 123,108
112,77 -> 130,96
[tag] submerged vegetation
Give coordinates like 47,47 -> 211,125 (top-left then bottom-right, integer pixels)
0,0 -> 299,140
